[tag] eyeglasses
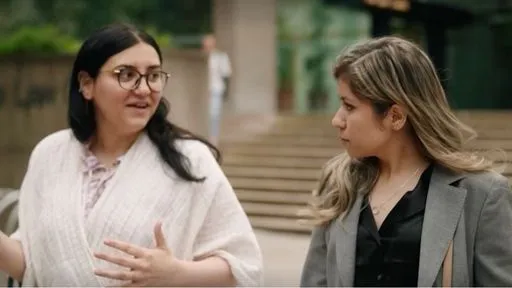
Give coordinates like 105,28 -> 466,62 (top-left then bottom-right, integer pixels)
111,67 -> 170,92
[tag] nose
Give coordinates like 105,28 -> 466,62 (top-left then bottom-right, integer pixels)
134,77 -> 152,95
331,108 -> 346,129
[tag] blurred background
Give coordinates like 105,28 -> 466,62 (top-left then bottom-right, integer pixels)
0,0 -> 511,286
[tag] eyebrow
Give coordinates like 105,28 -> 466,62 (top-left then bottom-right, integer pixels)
116,64 -> 162,70
340,96 -> 357,105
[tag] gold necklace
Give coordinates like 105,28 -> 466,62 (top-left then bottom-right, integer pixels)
370,167 -> 421,215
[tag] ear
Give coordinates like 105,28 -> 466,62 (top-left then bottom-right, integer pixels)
388,104 -> 407,131
78,71 -> 94,100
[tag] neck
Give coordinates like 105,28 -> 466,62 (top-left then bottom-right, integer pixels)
377,133 -> 429,181
90,124 -> 140,165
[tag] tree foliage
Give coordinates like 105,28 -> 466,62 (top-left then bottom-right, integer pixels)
0,0 -> 212,54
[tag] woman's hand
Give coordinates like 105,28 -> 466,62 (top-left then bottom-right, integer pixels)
0,231 -> 25,282
94,222 -> 182,287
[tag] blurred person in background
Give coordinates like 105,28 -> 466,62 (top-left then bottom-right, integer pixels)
0,23 -> 262,287
300,36 -> 512,287
202,34 -> 232,146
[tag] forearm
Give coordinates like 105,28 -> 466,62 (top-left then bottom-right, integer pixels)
0,232 -> 25,282
176,256 -> 236,287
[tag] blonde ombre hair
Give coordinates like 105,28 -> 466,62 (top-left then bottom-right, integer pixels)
304,36 -> 496,226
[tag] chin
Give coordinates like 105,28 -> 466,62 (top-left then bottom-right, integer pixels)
344,149 -> 368,160
124,119 -> 151,134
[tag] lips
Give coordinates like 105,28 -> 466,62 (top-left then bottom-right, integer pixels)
126,102 -> 149,109
338,135 -> 348,141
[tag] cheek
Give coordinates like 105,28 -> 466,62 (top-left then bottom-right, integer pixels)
152,93 -> 162,105
347,115 -> 387,146
93,84 -> 128,112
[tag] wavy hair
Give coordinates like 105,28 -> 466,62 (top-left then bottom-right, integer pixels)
303,36 -> 495,226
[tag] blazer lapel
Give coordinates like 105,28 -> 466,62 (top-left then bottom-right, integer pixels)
418,165 -> 467,287
335,194 -> 363,287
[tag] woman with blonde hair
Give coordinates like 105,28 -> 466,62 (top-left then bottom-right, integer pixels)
300,36 -> 512,287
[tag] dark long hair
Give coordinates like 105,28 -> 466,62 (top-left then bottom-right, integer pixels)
68,23 -> 220,182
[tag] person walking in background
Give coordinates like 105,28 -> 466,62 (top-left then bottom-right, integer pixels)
0,23 -> 262,287
202,34 -> 232,146
300,36 -> 512,287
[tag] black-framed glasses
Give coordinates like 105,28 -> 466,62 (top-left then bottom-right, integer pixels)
112,67 -> 170,92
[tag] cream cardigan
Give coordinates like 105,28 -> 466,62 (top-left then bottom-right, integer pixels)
15,129 -> 262,287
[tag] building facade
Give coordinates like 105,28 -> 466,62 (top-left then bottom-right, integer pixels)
213,0 -> 512,115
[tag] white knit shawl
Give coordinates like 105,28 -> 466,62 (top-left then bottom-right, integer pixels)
17,130 -> 262,287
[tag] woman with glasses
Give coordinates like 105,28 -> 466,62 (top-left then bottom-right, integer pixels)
0,23 -> 262,287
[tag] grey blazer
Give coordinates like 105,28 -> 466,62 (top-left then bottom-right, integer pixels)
300,165 -> 512,287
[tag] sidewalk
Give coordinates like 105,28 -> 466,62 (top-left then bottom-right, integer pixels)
254,228 -> 312,287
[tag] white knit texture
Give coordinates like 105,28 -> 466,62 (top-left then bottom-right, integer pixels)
16,129 -> 263,287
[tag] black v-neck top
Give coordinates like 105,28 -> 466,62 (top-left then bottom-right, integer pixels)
353,165 -> 433,287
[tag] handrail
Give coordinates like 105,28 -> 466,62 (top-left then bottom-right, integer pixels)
0,189 -> 20,287
0,190 -> 20,235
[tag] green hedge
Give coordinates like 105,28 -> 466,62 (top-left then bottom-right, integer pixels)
0,25 -> 173,55
0,25 -> 81,55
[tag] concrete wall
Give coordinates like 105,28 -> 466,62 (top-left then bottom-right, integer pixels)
213,0 -> 278,115
0,50 -> 209,188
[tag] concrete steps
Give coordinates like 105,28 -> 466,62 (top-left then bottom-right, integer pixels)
249,215 -> 312,233
220,112 -> 512,233
222,167 -> 320,181
223,155 -> 329,169
235,189 -> 311,204
229,177 -> 317,193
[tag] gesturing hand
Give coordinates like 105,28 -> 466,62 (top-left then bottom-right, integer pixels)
94,221 -> 183,287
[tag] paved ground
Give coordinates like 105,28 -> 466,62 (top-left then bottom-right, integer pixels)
254,228 -> 312,286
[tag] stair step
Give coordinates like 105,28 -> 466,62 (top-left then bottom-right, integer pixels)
224,148 -> 512,163
248,215 -> 313,233
222,155 -> 329,169
235,189 -> 311,204
253,129 -> 512,139
223,146 -> 340,158
224,166 -> 320,180
230,177 -> 317,192
468,140 -> 512,149
259,119 -> 512,129
467,131 -> 512,140
223,138 -> 512,150
225,137 -> 339,148
241,202 -> 307,218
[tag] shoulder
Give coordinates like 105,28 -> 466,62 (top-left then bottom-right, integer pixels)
30,129 -> 76,160
461,169 -> 510,196
459,169 -> 511,211
174,139 -> 220,171
175,139 -> 216,159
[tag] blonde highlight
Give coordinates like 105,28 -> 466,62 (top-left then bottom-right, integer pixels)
302,36 -> 497,226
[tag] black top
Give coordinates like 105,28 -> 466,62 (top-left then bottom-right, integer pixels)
353,165 -> 433,287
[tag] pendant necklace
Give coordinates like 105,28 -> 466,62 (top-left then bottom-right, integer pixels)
370,167 -> 421,215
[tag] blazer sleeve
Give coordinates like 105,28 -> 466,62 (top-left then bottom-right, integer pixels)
474,175 -> 512,286
300,226 -> 328,287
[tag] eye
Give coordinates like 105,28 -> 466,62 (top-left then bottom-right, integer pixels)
117,68 -> 139,82
147,71 -> 163,82
342,102 -> 354,111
